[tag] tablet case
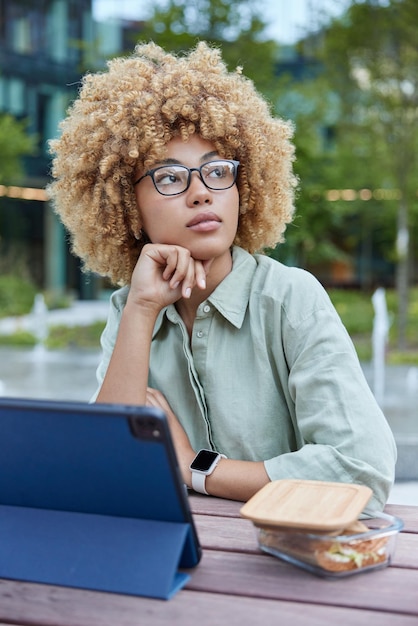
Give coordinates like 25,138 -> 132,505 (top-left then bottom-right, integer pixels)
0,397 -> 202,599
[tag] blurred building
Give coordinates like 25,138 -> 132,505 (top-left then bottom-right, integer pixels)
0,0 -> 141,298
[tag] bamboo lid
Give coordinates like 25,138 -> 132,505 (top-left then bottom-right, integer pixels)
240,479 -> 373,532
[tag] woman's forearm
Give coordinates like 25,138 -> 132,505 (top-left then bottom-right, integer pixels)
203,458 -> 270,502
95,301 -> 158,405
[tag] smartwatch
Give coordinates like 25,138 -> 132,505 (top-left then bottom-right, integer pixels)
189,449 -> 226,495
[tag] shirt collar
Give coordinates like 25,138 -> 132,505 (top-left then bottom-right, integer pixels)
152,246 -> 256,337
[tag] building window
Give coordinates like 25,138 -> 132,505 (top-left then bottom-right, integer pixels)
0,77 -> 26,116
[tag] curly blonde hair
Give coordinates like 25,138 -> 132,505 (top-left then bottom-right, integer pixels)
48,41 -> 297,286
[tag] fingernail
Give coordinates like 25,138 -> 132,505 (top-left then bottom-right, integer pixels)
172,281 -> 180,289
185,287 -> 191,298
199,278 -> 206,289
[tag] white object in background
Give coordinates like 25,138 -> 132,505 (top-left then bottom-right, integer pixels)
31,293 -> 49,345
371,287 -> 389,405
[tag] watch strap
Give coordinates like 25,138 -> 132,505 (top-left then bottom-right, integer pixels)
191,470 -> 209,495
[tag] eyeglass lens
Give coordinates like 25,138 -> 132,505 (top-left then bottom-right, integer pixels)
152,160 -> 237,195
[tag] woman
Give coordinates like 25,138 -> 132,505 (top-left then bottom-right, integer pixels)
48,42 -> 396,508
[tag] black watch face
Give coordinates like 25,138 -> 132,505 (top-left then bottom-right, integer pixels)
190,450 -> 219,472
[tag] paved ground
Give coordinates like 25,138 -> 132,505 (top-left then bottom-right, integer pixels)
0,300 -> 417,505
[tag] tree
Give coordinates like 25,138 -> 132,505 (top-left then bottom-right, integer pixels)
132,0 -> 281,105
0,114 -> 35,183
269,72 -> 363,280
320,0 -> 418,348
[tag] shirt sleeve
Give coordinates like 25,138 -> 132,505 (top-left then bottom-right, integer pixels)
89,287 -> 128,402
263,271 -> 397,513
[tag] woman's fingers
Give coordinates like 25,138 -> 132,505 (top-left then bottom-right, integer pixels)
160,246 -> 189,284
195,259 -> 208,290
146,387 -> 193,464
132,243 -> 210,307
162,248 -> 196,297
149,244 -> 208,297
145,386 -> 169,410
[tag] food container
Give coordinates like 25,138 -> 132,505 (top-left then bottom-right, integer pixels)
240,479 -> 404,578
256,512 -> 403,577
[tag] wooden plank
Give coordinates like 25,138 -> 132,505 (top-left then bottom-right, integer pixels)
186,550 -> 418,616
391,533 -> 418,568
385,504 -> 418,532
0,581 -> 418,626
194,514 -> 259,553
190,494 -> 242,517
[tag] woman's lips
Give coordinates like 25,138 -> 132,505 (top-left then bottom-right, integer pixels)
186,212 -> 222,232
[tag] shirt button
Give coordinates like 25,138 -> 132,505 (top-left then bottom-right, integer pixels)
196,330 -> 203,338
203,305 -> 210,313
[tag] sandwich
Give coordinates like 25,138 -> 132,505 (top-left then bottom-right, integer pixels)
259,520 -> 390,573
313,533 -> 389,572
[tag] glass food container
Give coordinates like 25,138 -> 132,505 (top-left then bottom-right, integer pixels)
256,511 -> 403,577
240,479 -> 404,578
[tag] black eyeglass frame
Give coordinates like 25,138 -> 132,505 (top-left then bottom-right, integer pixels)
133,159 -> 240,196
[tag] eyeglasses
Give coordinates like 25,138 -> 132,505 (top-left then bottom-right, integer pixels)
134,159 -> 240,196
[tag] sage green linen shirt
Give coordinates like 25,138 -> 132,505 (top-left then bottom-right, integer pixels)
93,246 -> 396,511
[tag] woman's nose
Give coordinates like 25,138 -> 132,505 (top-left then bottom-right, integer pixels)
187,171 -> 212,204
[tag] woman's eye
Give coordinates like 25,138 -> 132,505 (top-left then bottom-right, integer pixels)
207,166 -> 226,178
155,170 -> 180,185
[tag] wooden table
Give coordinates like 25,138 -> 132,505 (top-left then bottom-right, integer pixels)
0,497 -> 417,626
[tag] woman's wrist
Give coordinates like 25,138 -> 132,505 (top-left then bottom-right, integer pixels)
178,448 -> 197,488
124,294 -> 162,319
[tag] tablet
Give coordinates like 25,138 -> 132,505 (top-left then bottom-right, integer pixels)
0,397 -> 202,598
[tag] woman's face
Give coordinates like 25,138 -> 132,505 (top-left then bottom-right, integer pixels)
134,135 -> 240,262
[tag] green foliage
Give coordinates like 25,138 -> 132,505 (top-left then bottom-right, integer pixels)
272,0 -> 418,287
45,321 -> 105,349
0,114 -> 36,183
43,291 -> 74,311
328,287 -> 418,364
0,274 -> 37,317
321,0 -> 418,189
271,74 -> 360,269
327,288 -> 375,335
322,1 -> 418,325
0,330 -> 36,347
131,0 -> 282,105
